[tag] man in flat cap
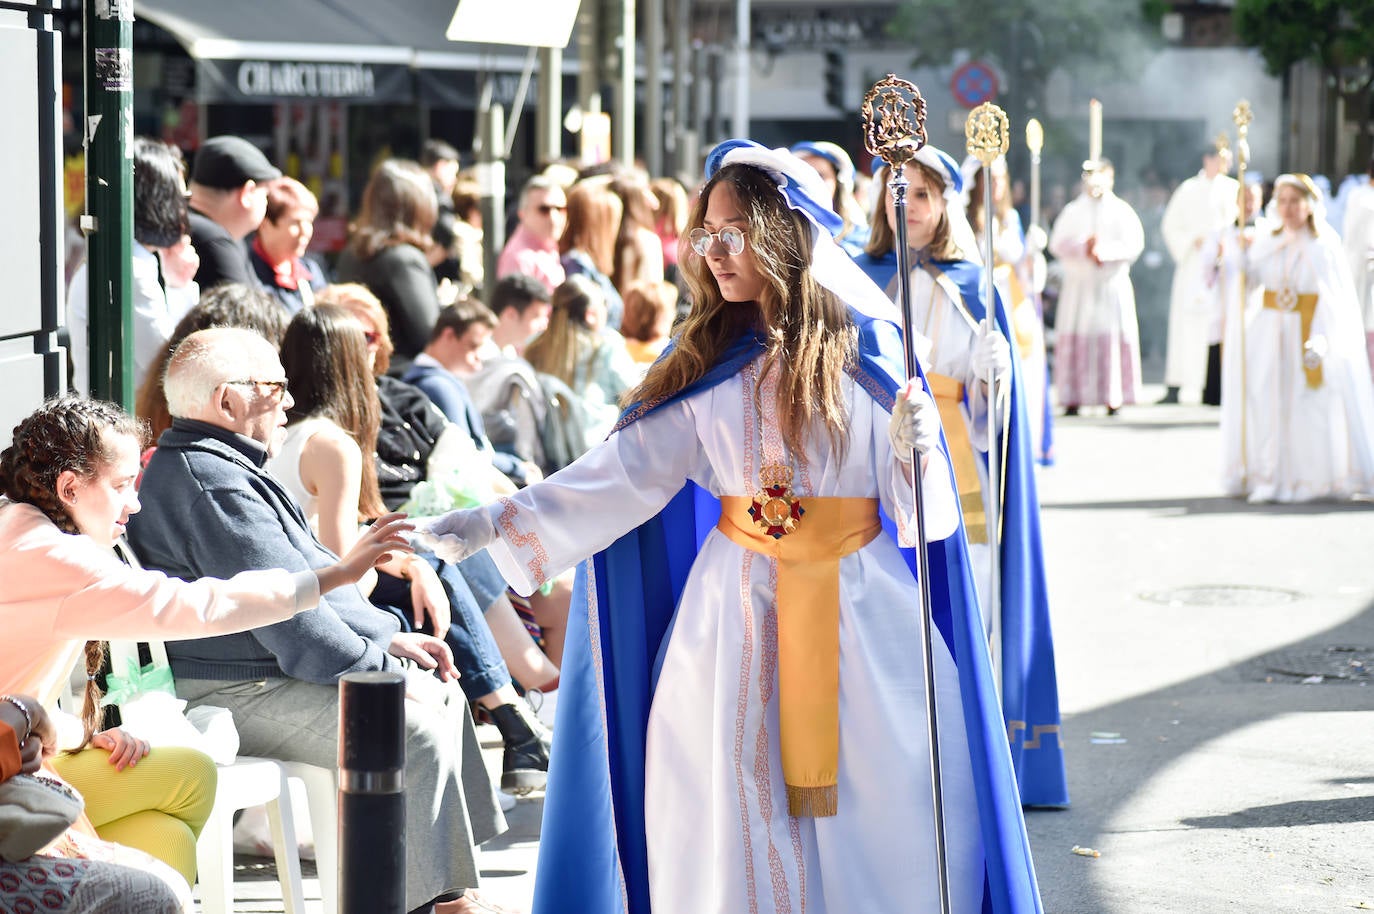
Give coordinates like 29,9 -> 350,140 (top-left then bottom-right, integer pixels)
188,135 -> 281,291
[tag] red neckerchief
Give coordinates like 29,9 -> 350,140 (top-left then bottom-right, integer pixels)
252,235 -> 312,291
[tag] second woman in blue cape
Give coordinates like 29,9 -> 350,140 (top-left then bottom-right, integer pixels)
424,141 -> 1043,913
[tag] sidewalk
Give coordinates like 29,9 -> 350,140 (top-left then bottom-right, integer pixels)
213,723 -> 540,913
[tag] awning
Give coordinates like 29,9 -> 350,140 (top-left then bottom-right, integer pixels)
134,0 -> 570,106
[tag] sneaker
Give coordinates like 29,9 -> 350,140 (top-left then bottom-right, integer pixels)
525,687 -> 558,732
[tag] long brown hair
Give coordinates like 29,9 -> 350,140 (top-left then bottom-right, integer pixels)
525,274 -> 607,391
627,163 -> 855,459
863,162 -> 961,262
346,159 -> 438,261
0,397 -> 147,749
560,181 -> 622,277
279,306 -> 388,520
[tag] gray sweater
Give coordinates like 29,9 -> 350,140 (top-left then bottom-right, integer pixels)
128,419 -> 401,684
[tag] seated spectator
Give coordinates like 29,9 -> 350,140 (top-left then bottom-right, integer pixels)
526,274 -> 640,448
650,176 -> 689,283
134,283 -> 287,441
450,176 -> 485,298
421,139 -> 463,285
126,329 -> 507,914
270,305 -> 549,792
403,299 -> 543,488
496,175 -> 567,295
322,283 -> 567,680
608,170 -> 666,299
188,135 -> 280,290
249,176 -> 328,315
335,159 -> 444,375
0,694 -> 185,913
560,180 -> 624,330
69,137 -> 199,394
0,396 -> 405,904
619,280 -> 677,366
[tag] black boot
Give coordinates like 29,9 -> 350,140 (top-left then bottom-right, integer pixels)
1156,386 -> 1180,405
488,703 -> 549,795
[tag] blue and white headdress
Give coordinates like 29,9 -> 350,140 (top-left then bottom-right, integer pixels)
704,139 -> 905,329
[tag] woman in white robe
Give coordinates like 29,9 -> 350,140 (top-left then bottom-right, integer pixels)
1234,174 -> 1374,502
1048,161 -> 1145,413
424,142 -> 1038,913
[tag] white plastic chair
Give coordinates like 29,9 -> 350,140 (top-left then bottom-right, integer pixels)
281,761 -> 339,914
101,641 -> 309,914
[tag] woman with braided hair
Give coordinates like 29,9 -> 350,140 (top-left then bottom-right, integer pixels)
0,396 -> 413,897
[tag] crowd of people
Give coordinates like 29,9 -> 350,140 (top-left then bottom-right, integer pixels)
8,116 -> 1372,913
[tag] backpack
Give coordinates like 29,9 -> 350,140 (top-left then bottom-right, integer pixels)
533,372 -> 591,474
475,358 -> 592,476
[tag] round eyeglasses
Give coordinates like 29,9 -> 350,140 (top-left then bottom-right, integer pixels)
688,226 -> 747,256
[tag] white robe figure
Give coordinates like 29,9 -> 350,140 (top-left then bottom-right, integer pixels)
1340,179 -> 1374,371
900,262 -> 998,622
1235,224 -> 1374,501
482,356 -> 987,914
67,243 -> 198,395
1161,169 -> 1240,396
1204,219 -> 1268,492
1049,190 -> 1145,409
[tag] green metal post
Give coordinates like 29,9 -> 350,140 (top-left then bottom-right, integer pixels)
82,0 -> 133,408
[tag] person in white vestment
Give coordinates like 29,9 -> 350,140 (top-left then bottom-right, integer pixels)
422,143 -> 1008,913
1159,144 -> 1240,404
1340,156 -> 1374,372
878,146 -> 1011,622
1231,173 -> 1374,502
1204,182 -> 1267,491
1048,160 -> 1145,415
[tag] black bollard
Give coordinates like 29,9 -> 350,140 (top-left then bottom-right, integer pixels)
339,671 -> 407,914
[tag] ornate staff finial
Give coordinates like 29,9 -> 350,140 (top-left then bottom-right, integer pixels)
862,74 -> 927,171
965,101 -> 1009,166
1233,99 -> 1253,172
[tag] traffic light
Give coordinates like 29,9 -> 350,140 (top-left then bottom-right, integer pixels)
823,50 -> 844,111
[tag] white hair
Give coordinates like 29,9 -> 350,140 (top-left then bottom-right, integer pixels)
164,327 -> 276,418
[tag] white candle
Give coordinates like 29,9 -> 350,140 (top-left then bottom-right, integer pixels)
1088,99 -> 1102,163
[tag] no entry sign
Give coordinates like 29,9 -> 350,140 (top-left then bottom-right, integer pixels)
950,60 -> 998,108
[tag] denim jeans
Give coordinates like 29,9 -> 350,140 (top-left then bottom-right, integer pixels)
369,553 -> 510,701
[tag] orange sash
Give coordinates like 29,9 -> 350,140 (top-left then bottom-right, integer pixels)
716,496 -> 881,817
1262,288 -> 1321,388
927,373 -> 987,544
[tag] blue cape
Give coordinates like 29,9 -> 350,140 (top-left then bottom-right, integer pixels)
923,257 -> 1069,809
531,307 -> 1043,914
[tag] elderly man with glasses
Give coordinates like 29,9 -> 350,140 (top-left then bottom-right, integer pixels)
129,327 -> 511,914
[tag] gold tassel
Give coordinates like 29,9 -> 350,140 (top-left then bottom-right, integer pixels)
787,784 -> 838,818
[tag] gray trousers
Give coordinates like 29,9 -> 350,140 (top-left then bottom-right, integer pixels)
177,671 -> 504,910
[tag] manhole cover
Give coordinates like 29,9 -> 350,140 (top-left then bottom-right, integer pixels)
1138,585 -> 1303,607
1263,645 -> 1374,683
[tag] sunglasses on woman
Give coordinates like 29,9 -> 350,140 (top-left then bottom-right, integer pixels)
688,226 -> 747,256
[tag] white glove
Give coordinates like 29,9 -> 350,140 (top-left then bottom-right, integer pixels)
1024,223 -> 1048,254
414,507 -> 496,564
971,326 -> 1012,385
889,381 -> 941,458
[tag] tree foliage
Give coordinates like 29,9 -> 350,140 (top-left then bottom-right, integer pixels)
1234,0 -> 1374,172
887,0 -> 1159,91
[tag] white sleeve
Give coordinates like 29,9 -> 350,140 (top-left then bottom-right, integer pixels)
874,397 -> 959,546
483,399 -> 705,594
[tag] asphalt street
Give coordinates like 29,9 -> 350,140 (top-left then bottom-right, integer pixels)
224,387 -> 1374,913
